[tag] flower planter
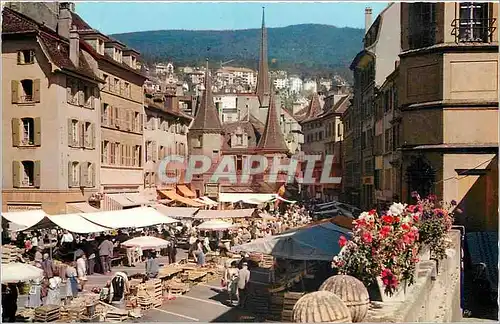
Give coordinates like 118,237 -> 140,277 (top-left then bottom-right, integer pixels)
368,277 -> 407,303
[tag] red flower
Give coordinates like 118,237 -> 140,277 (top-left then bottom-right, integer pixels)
338,235 -> 347,247
394,216 -> 401,223
368,209 -> 377,215
380,268 -> 399,288
412,214 -> 420,222
381,215 -> 393,224
401,223 -> 411,231
379,225 -> 392,238
362,232 -> 373,243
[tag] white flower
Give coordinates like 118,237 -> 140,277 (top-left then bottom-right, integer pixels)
388,202 -> 407,216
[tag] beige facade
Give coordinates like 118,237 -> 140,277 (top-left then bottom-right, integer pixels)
143,96 -> 191,194
2,7 -> 102,214
399,2 -> 498,231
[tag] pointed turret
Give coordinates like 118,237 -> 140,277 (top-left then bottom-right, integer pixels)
306,93 -> 322,119
190,60 -> 223,133
255,7 -> 270,107
257,88 -> 289,154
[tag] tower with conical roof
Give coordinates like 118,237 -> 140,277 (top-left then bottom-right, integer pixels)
187,60 -> 224,196
255,7 -> 270,109
257,88 -> 289,155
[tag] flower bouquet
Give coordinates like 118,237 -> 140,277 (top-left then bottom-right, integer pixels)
410,192 -> 457,260
333,204 -> 420,298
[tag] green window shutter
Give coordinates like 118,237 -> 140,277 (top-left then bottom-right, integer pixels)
34,160 -> 41,188
33,79 -> 41,102
12,161 -> 21,188
12,118 -> 20,146
34,117 -> 42,146
11,80 -> 19,103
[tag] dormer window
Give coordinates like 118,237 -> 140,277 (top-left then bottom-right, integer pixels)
97,39 -> 104,55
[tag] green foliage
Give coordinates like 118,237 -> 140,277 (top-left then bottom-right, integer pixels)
111,24 -> 364,80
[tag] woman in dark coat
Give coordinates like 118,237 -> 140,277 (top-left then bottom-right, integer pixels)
2,283 -> 19,322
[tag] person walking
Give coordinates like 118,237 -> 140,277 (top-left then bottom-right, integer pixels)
26,278 -> 42,308
168,238 -> 177,264
98,236 -> 113,274
237,262 -> 250,308
225,261 -> 239,306
145,252 -> 159,279
45,276 -> 62,306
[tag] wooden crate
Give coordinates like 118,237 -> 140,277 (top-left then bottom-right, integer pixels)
35,305 -> 61,322
106,309 -> 128,322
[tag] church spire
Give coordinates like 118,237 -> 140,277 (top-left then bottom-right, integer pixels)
257,87 -> 289,154
255,7 -> 270,107
190,59 -> 223,133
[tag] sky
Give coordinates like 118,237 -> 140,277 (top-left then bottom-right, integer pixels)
75,2 -> 388,35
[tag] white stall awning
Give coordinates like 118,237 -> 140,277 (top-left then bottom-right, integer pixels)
194,208 -> 255,220
47,214 -> 111,234
2,210 -> 48,228
80,206 -> 177,228
218,193 -> 276,204
153,204 -> 198,219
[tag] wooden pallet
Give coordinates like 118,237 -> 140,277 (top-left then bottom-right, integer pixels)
35,305 -> 60,322
106,309 -> 128,322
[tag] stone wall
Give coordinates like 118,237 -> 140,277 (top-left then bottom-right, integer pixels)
366,229 -> 462,322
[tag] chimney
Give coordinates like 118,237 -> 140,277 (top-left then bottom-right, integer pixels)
69,27 -> 79,67
58,2 -> 72,39
365,7 -> 372,34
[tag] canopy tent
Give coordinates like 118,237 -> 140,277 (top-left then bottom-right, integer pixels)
2,263 -> 44,283
194,208 -> 256,220
152,204 -> 198,219
196,196 -> 218,206
197,220 -> 237,231
232,222 -> 350,261
275,196 -> 297,204
2,210 -> 48,229
80,207 -> 177,229
2,210 -> 111,234
177,185 -> 196,198
122,236 -> 170,250
159,190 -> 205,207
259,212 -> 277,221
218,193 -> 276,204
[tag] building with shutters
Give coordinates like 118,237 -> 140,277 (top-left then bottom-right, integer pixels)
70,10 -> 148,205
2,5 -> 103,214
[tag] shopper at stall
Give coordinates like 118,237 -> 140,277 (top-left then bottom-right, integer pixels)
76,254 -> 88,292
2,283 -> 18,322
193,239 -> 206,267
237,262 -> 250,308
41,253 -> 54,279
45,276 -> 62,306
26,277 -> 42,308
34,247 -> 43,268
145,251 -> 159,278
60,230 -> 74,250
109,271 -> 130,305
99,235 -> 114,274
65,262 -> 79,301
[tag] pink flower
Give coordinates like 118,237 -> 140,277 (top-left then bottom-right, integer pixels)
412,214 -> 420,222
368,209 -> 377,215
338,235 -> 347,247
379,225 -> 392,239
362,232 -> 373,244
401,223 -> 411,231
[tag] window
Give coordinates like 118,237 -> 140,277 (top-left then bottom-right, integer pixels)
110,142 -> 116,164
115,143 -> 121,165
408,3 -> 436,49
236,134 -> 243,146
236,156 -> 243,172
113,78 -> 120,92
457,3 -> 490,43
124,82 -> 131,97
20,79 -> 34,102
69,119 -> 79,146
120,144 -> 126,165
84,122 -> 93,148
134,145 -> 142,167
17,50 -> 35,65
21,118 -> 35,145
385,129 -> 392,153
68,161 -> 79,187
146,141 -> 153,162
103,74 -> 109,91
102,141 -> 109,164
22,161 -> 35,186
101,103 -> 109,126
361,131 -> 366,149
84,85 -> 92,108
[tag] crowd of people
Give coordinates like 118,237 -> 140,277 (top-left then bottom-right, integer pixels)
1,203 -> 313,318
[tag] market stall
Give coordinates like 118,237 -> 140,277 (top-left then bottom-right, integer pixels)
1,263 -> 44,283
193,208 -> 256,220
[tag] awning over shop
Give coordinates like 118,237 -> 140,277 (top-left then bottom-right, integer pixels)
80,206 -> 177,228
232,222 -> 350,261
218,193 -> 277,204
159,190 -> 204,207
106,193 -> 154,208
152,204 -> 198,219
66,202 -> 99,213
194,208 -> 256,220
197,219 -> 237,231
177,185 -> 196,198
2,210 -> 48,229
200,196 -> 218,206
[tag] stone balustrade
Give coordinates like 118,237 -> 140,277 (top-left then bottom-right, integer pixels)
365,229 -> 462,322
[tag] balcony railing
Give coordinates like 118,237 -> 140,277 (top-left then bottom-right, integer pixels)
451,18 -> 497,43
